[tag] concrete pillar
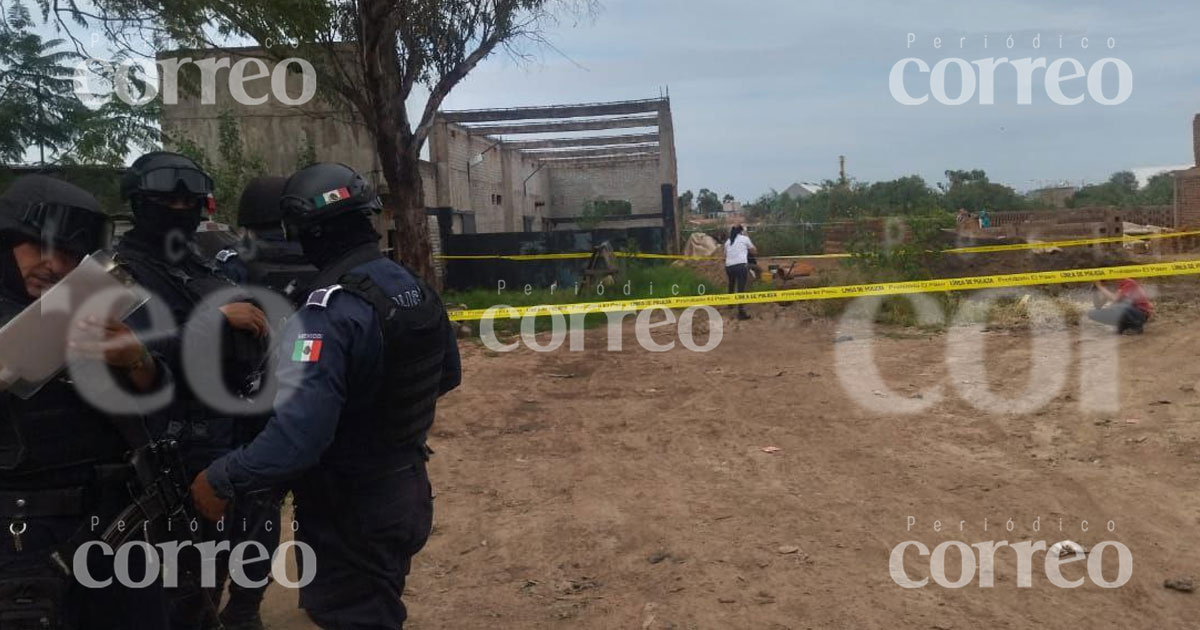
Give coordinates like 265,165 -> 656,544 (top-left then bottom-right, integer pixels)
500,148 -> 517,232
657,99 -> 680,252
1193,114 -> 1200,166
430,119 -> 452,210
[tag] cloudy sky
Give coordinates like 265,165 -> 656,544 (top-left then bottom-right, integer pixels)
419,0 -> 1200,200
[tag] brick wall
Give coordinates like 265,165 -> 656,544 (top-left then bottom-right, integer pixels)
1178,170 -> 1200,228
504,149 -> 550,231
976,207 -> 1175,238
1175,114 -> 1200,228
548,161 -> 663,224
442,127 -> 505,232
1121,206 -> 1176,227
418,161 -> 437,206
428,122 -> 551,233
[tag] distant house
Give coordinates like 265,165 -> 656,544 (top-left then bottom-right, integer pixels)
688,198 -> 746,227
783,182 -> 822,201
1026,185 -> 1075,208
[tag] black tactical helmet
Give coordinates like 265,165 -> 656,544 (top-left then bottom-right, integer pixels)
0,175 -> 113,258
120,151 -> 213,202
279,163 -> 382,238
237,176 -> 288,228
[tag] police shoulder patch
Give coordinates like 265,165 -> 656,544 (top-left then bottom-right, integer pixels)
291,334 -> 324,362
215,249 -> 238,263
305,285 -> 343,308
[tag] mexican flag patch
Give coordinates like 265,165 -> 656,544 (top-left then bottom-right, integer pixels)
292,338 -> 323,362
313,187 -> 351,208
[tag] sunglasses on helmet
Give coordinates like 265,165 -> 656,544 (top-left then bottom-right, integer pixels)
136,167 -> 214,196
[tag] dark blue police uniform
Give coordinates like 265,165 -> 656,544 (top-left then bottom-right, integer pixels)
214,248 -> 248,285
212,230 -> 316,628
206,244 -> 461,629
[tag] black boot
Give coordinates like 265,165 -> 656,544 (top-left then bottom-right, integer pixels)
217,588 -> 267,630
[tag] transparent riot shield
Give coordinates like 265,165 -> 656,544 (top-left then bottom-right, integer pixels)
0,251 -> 149,399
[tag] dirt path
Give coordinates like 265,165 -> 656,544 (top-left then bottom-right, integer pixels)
263,283 -> 1200,629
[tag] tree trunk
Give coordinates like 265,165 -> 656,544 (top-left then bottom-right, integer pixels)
357,0 -> 436,286
374,126 -> 433,284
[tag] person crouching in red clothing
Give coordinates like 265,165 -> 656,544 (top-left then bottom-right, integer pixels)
1089,279 -> 1153,334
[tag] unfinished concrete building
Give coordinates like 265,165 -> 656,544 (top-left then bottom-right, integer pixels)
157,48 -> 679,251
431,99 -> 678,242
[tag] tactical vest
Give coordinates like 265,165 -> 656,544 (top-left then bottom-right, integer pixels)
0,293 -> 127,487
117,236 -> 267,371
315,253 -> 452,467
243,240 -> 317,302
115,238 -> 267,452
116,239 -> 241,314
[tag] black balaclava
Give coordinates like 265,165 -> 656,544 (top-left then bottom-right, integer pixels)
127,195 -> 204,260
297,211 -> 379,270
0,234 -> 34,304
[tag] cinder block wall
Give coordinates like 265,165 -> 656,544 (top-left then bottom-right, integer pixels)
160,49 -> 665,236
504,149 -> 550,231
159,48 -> 440,209
430,122 -> 550,233
441,126 -> 505,232
548,161 -> 662,222
159,50 -> 373,180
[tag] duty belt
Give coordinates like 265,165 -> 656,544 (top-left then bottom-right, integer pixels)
0,487 -> 87,518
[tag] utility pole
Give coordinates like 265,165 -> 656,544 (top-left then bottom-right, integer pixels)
838,155 -> 847,187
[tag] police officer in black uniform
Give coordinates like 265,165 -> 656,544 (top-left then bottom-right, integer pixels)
191,163 -> 462,629
114,152 -> 270,630
215,176 -> 317,302
213,177 -> 316,630
0,175 -> 169,629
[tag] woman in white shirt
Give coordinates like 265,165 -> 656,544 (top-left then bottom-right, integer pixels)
724,225 -> 755,320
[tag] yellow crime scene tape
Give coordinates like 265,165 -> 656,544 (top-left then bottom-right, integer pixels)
435,252 -> 592,261
945,229 -> 1200,255
767,230 -> 1200,259
435,251 -> 715,261
436,229 -> 1200,262
447,258 -> 1200,322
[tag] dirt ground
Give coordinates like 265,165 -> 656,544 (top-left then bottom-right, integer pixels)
261,274 -> 1200,630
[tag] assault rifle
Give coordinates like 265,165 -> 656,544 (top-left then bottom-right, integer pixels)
101,439 -> 192,548
102,438 -> 226,630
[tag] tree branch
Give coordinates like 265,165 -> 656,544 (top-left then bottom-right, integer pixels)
412,29 -> 503,157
